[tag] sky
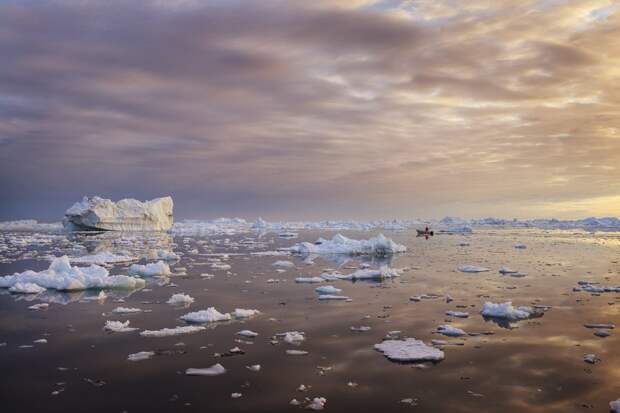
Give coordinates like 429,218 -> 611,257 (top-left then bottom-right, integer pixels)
1,0 -> 620,221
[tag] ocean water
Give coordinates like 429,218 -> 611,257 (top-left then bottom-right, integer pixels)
1,228 -> 619,412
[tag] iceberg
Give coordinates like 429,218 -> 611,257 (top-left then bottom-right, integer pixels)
289,233 -> 406,256
181,307 -> 232,323
64,196 -> 173,231
0,256 -> 145,291
481,301 -> 543,321
128,261 -> 171,277
375,338 -> 444,362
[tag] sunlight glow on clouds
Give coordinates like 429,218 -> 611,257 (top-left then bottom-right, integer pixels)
0,0 -> 619,220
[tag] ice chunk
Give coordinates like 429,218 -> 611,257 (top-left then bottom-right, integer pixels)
9,282 -> 46,294
375,338 -> 445,362
280,331 -> 305,344
295,277 -> 324,283
289,233 -> 406,256
272,260 -> 294,268
128,351 -> 155,361
166,293 -> 194,306
129,261 -> 170,277
232,308 -> 260,319
436,325 -> 467,337
315,285 -> 342,295
481,302 -> 542,320
246,364 -> 261,371
445,310 -> 469,318
140,325 -> 206,337
336,267 -> 400,281
318,295 -> 350,301
0,256 -> 145,291
583,354 -> 600,364
28,303 -> 49,310
155,250 -> 180,261
104,320 -> 138,333
237,330 -> 258,338
112,307 -> 142,314
185,364 -> 226,376
458,265 -> 489,273
611,399 -> 620,412
180,307 -> 232,323
286,349 -> 309,355
64,196 -> 173,231
306,397 -> 327,410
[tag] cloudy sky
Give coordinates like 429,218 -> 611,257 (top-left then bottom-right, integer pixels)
1,0 -> 619,221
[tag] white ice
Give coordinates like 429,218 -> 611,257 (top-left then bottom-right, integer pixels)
185,364 -> 226,376
9,282 -> 46,294
375,338 -> 445,362
140,325 -> 206,337
289,233 -> 406,256
167,293 -> 195,305
315,285 -> 342,295
104,320 -> 138,333
181,307 -> 232,323
129,261 -> 171,277
436,325 -> 467,337
481,301 -> 540,320
128,351 -> 155,361
458,265 -> 490,273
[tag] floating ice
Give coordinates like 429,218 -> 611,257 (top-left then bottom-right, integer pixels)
9,282 -> 46,294
28,303 -> 49,310
481,302 -> 542,320
583,354 -> 600,364
246,364 -> 261,371
112,306 -> 142,314
295,277 -> 324,283
129,261 -> 171,277
186,364 -> 226,376
237,330 -> 258,338
306,397 -> 327,410
446,311 -> 469,318
272,260 -> 295,268
458,265 -> 490,273
104,320 -> 138,333
611,399 -> 620,413
128,351 -> 155,361
155,250 -> 180,261
232,308 -> 260,319
166,293 -> 195,306
436,325 -> 467,337
286,349 -> 309,355
318,295 -> 350,301
315,285 -> 342,295
64,196 -> 173,231
584,323 -> 614,329
335,267 -> 400,281
181,307 -> 232,323
498,267 -> 518,274
350,326 -> 371,332
289,233 -> 406,256
0,256 -> 145,291
140,325 -> 206,337
375,338 -> 445,362
280,331 -> 305,344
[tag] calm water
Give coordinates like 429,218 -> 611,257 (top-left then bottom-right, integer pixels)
1,228 -> 620,412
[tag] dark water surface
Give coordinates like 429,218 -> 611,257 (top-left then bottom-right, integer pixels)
1,228 -> 620,412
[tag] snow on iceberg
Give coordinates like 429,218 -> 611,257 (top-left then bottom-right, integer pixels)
481,301 -> 544,321
181,307 -> 232,323
128,261 -> 171,277
64,196 -> 173,231
374,338 -> 444,362
0,256 -> 145,291
289,233 -> 406,256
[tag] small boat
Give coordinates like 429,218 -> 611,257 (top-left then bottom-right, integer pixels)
416,229 -> 434,236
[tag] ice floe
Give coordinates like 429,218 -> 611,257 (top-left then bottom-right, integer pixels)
232,308 -> 260,319
458,265 -> 490,273
318,295 -> 351,301
315,285 -> 342,295
445,310 -> 469,318
237,330 -> 258,338
295,277 -> 324,284
128,351 -> 155,361
186,364 -> 226,376
0,256 -> 145,291
128,261 -> 171,277
166,293 -> 194,306
181,307 -> 232,323
375,338 -> 445,362
112,306 -> 142,314
104,320 -> 138,333
140,325 -> 206,337
272,260 -> 295,268
289,233 -> 406,256
68,252 -> 138,265
481,302 -> 543,321
436,325 -> 467,337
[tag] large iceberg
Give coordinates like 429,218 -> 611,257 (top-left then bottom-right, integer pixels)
289,233 -> 406,256
64,196 -> 173,231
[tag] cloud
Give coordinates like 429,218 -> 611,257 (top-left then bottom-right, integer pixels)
1,0 -> 619,220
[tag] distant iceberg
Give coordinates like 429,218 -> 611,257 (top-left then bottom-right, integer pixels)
288,233 -> 406,256
63,196 -> 173,231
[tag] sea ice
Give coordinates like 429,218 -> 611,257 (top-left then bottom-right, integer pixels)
104,320 -> 138,333
28,303 -> 49,310
295,277 -> 324,283
335,267 -> 400,281
64,196 -> 173,231
306,397 -> 327,410
436,325 -> 467,337
481,302 -> 542,320
129,261 -> 171,277
286,349 -> 309,355
180,307 -> 232,323
318,295 -> 351,301
458,265 -> 490,273
0,256 -> 145,291
272,260 -> 295,268
281,331 -> 305,344
128,351 -> 155,361
140,325 -> 206,337
69,252 -> 138,265
112,307 -> 142,314
237,330 -> 259,338
232,308 -> 260,319
289,233 -> 406,256
185,364 -> 226,376
375,338 -> 445,362
610,399 -> 620,412
246,364 -> 261,371
166,293 -> 195,305
315,285 -> 342,295
445,311 -> 469,318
